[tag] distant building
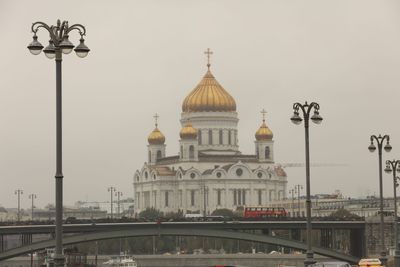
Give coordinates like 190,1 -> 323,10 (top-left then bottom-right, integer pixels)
32,206 -> 107,221
0,208 -> 29,221
0,206 -> 8,221
269,192 -> 397,218
75,198 -> 134,218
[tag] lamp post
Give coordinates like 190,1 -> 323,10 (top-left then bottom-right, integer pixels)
201,184 -> 209,218
294,184 -> 303,217
385,159 -> 400,267
28,194 -> 37,220
291,101 -> 322,267
14,189 -> 23,222
369,134 -> 392,267
289,188 -> 295,217
27,19 -> 89,267
115,191 -> 123,218
108,187 -> 116,219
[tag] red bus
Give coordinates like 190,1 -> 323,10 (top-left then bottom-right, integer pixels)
244,206 -> 287,219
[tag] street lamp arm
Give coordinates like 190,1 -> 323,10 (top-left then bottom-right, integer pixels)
67,24 -> 87,36
32,22 -> 58,39
386,159 -> 400,170
31,21 -> 52,34
293,102 -> 320,119
292,102 -> 306,116
371,134 -> 390,146
308,102 -> 320,112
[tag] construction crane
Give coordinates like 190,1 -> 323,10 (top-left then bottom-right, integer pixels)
279,163 -> 347,168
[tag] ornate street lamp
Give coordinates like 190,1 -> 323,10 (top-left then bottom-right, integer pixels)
291,101 -> 322,267
289,188 -> 296,217
115,191 -> 123,218
28,194 -> 37,220
369,134 -> 392,267
385,159 -> 400,267
27,19 -> 89,267
108,187 -> 116,219
295,184 -> 303,217
14,189 -> 23,222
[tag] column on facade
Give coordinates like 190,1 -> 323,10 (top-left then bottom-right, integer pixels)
249,181 -> 253,206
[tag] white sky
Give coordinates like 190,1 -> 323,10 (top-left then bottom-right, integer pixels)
1,0 -> 400,209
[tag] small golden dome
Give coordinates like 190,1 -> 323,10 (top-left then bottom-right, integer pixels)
182,69 -> 236,112
180,123 -> 197,139
148,127 -> 165,145
255,120 -> 273,141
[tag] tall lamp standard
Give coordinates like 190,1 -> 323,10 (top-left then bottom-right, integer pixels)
115,191 -> 123,218
384,159 -> 400,267
291,101 -> 322,267
294,184 -> 303,217
15,189 -> 23,222
108,187 -> 116,219
202,186 -> 209,218
369,134 -> 392,267
289,188 -> 295,217
28,194 -> 37,220
27,19 -> 90,267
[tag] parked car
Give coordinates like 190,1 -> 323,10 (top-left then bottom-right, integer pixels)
309,261 -> 352,267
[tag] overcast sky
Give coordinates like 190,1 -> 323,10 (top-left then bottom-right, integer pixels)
1,0 -> 400,209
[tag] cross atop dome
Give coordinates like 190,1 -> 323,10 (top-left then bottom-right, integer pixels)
204,48 -> 213,70
261,109 -> 267,122
153,113 -> 159,127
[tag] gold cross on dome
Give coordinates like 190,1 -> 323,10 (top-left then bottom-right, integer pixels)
204,48 -> 213,69
261,109 -> 267,122
153,113 -> 159,127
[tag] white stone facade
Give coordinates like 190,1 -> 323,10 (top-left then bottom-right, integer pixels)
134,160 -> 287,215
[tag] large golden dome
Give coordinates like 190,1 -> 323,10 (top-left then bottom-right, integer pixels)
182,69 -> 236,112
180,122 -> 197,139
255,120 -> 273,141
148,127 -> 165,145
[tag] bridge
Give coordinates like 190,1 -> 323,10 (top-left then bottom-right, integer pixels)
0,221 -> 365,263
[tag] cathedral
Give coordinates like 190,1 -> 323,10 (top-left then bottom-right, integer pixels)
133,50 -> 287,216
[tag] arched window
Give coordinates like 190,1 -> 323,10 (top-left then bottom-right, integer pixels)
219,130 -> 223,144
208,129 -> 213,145
228,130 -> 232,145
157,150 -> 162,160
198,130 -> 202,145
148,151 -> 151,162
180,145 -> 183,159
189,145 -> 195,159
256,146 -> 259,158
265,147 -> 270,159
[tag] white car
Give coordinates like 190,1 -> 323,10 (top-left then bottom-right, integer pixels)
309,261 -> 352,267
